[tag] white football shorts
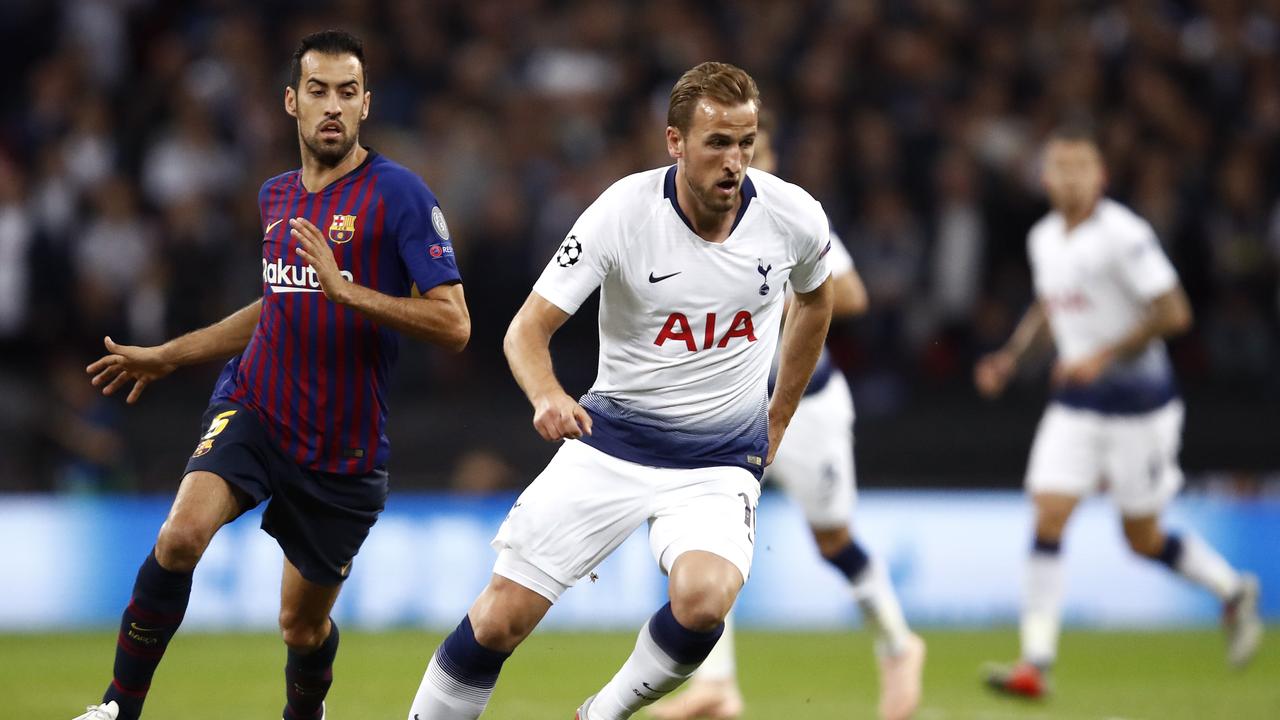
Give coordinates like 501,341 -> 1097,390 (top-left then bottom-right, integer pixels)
1025,399 -> 1185,516
491,439 -> 760,602
764,372 -> 856,529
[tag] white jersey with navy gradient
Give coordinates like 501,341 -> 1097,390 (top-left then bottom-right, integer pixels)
1025,198 -> 1186,512
1028,198 -> 1180,414
532,165 -> 831,477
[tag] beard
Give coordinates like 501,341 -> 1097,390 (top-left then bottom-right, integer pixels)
300,124 -> 359,167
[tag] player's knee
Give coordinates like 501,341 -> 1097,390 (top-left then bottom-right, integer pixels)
1123,526 -> 1164,558
670,583 -> 734,632
278,610 -> 328,652
468,608 -> 534,652
813,527 -> 852,559
154,521 -> 212,572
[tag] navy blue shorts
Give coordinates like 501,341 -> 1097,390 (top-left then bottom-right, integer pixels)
184,400 -> 388,585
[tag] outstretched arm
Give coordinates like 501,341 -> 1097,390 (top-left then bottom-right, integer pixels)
504,292 -> 593,442
291,217 -> 470,351
974,301 -> 1051,398
86,299 -> 262,404
768,276 -> 834,464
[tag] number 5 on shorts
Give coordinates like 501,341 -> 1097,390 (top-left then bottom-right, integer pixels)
203,410 -> 237,439
193,409 -> 236,457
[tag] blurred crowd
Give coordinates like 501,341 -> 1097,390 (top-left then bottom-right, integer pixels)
1,0 -> 1278,491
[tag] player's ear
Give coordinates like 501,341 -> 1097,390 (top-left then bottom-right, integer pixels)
284,86 -> 298,118
361,90 -> 370,121
666,126 -> 683,160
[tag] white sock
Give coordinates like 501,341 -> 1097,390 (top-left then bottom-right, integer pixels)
1020,550 -> 1063,667
589,620 -> 700,720
851,559 -> 913,657
406,650 -> 491,720
688,612 -> 736,682
1173,534 -> 1242,601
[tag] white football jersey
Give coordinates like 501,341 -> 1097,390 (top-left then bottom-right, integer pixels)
1028,198 -> 1180,413
533,165 -> 831,476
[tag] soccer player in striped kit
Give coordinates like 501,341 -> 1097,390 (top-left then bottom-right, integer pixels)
74,30 -> 469,720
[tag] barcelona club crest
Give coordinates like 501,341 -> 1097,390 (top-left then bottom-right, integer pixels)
328,214 -> 357,243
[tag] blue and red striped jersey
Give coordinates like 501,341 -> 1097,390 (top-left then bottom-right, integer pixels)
209,150 -> 461,474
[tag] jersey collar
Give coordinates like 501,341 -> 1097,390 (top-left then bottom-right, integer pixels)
663,165 -> 757,237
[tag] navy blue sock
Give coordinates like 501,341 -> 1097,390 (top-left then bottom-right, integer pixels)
1032,536 -> 1062,556
1155,534 -> 1184,569
103,549 -> 193,720
283,621 -> 340,720
647,602 -> 724,665
823,541 -> 871,582
434,615 -> 512,698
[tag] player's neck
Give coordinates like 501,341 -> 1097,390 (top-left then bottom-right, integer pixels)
1060,196 -> 1100,233
674,170 -> 738,243
300,144 -> 368,193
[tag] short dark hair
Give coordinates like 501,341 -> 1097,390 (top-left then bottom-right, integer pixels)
1048,114 -> 1098,145
290,30 -> 367,89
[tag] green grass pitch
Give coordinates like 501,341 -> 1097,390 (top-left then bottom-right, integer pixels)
3,628 -> 1275,719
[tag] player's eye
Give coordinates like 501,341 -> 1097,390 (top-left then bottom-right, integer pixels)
311,90 -> 325,97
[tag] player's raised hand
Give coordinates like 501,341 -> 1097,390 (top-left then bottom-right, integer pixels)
974,349 -> 1016,398
291,217 -> 353,304
85,336 -> 178,404
531,391 -> 593,441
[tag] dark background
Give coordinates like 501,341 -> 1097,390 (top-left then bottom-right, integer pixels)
0,0 -> 1277,494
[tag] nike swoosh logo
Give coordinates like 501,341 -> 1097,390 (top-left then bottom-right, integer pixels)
264,219 -> 284,236
130,622 -> 158,633
648,271 -> 681,283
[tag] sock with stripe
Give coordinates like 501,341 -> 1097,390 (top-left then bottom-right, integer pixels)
826,540 -> 913,657
408,615 -> 511,719
102,549 -> 193,720
1152,532 -> 1243,601
1021,536 -> 1063,668
283,620 -> 339,720
687,610 -> 737,682
589,602 -> 725,720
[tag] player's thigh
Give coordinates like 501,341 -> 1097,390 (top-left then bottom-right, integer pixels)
648,466 -> 760,585
157,470 -> 249,563
1105,401 -> 1185,517
492,440 -> 652,592
767,377 -> 856,530
1026,403 -> 1104,499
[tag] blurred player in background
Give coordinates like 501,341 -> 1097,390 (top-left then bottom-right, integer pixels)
406,62 -> 834,720
73,30 -> 469,720
973,122 -> 1263,699
647,116 -> 924,720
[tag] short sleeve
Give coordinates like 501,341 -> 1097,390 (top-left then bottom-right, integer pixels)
788,200 -> 832,294
1115,221 -> 1178,301
385,176 -> 462,294
532,195 -> 619,315
825,228 -> 855,276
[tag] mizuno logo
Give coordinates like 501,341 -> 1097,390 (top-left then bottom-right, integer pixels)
649,271 -> 681,283
264,219 -> 284,236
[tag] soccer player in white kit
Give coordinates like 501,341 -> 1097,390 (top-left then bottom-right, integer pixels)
975,123 -> 1263,699
405,62 -> 835,720
647,120 -> 924,720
